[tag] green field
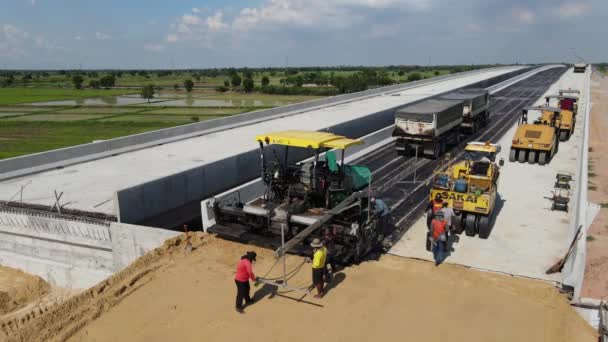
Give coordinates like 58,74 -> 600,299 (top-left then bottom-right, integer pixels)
142,107 -> 249,115
55,106 -> 145,114
5,113 -> 112,122
0,122 -> 175,159
0,88 -> 133,105
99,114 -> 226,123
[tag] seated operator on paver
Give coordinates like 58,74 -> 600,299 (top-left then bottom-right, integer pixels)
234,251 -> 259,313
310,238 -> 327,298
371,196 -> 390,235
430,212 -> 448,266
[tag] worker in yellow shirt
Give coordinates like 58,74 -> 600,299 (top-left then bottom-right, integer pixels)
310,238 -> 327,298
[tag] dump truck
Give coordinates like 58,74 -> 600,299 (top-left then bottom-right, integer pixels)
202,130 -> 384,264
573,64 -> 587,73
393,99 -> 463,158
509,107 -> 559,165
544,97 -> 576,141
439,89 -> 490,133
427,141 -> 501,239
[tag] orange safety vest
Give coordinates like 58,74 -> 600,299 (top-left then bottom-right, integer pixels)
431,219 -> 447,240
432,200 -> 443,213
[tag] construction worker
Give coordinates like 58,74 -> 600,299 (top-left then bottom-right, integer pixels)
427,194 -> 444,230
440,202 -> 455,250
310,238 -> 327,298
431,194 -> 444,213
234,251 -> 258,313
430,212 -> 448,266
371,196 -> 390,235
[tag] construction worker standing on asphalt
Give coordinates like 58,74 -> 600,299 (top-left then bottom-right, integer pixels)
430,212 -> 448,266
371,196 -> 390,235
234,251 -> 258,314
310,238 -> 327,298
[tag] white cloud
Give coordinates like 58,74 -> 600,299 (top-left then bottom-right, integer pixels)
29,0 -> 36,5
365,24 -> 399,38
0,24 -> 29,60
555,2 -> 589,18
95,32 -> 111,40
513,8 -> 535,24
144,43 -> 165,52
74,35 -> 83,40
165,0 -> 436,47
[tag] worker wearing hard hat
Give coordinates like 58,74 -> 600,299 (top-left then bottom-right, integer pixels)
234,251 -> 258,313
310,238 -> 327,298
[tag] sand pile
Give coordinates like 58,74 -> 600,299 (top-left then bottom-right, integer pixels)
3,231 -> 596,342
0,266 -> 49,316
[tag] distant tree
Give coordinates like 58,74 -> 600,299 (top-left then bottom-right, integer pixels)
261,76 -> 270,87
58,70 -> 67,75
243,68 -> 253,79
89,71 -> 99,78
224,79 -> 230,87
243,78 -> 254,92
215,85 -> 229,93
129,70 -> 137,76
42,72 -> 50,77
99,75 -> 116,88
231,74 -> 242,88
294,75 -> 304,87
407,72 -> 422,82
72,75 -> 84,89
173,83 -> 180,91
434,71 -> 440,76
398,70 -> 405,76
141,84 -> 155,103
190,116 -> 200,122
184,79 -> 194,92
89,79 -> 101,89
115,71 -> 123,78
193,74 -> 201,82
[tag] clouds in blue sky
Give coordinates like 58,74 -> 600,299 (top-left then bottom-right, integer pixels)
0,0 -> 605,68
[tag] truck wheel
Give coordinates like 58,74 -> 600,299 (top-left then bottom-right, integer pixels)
426,208 -> 433,230
464,214 -> 477,237
560,131 -> 568,141
518,150 -> 526,163
452,212 -> 463,234
440,140 -> 446,155
509,148 -> 517,162
432,142 -> 441,159
539,152 -> 547,165
528,151 -> 536,164
477,215 -> 491,239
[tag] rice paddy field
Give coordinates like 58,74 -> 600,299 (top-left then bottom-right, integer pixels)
0,89 -> 319,159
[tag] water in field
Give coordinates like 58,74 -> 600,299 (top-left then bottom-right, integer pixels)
143,99 -> 292,107
29,96 -> 163,106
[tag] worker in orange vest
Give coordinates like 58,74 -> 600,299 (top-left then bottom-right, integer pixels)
431,194 -> 444,213
427,194 -> 444,230
430,211 -> 448,266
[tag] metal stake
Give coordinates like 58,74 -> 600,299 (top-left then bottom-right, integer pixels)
281,223 -> 287,286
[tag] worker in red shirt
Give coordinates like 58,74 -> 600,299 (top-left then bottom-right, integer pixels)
430,212 -> 448,266
426,194 -> 444,230
234,251 -> 258,313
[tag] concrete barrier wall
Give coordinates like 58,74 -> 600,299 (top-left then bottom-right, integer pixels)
562,68 -> 596,299
0,67 -> 530,182
116,67 -> 534,225
0,209 -> 178,289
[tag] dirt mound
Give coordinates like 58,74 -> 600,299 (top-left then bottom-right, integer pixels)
4,232 -> 597,342
2,232 -> 204,342
0,266 -> 49,316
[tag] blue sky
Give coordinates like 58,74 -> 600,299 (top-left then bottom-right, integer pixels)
0,0 -> 605,69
